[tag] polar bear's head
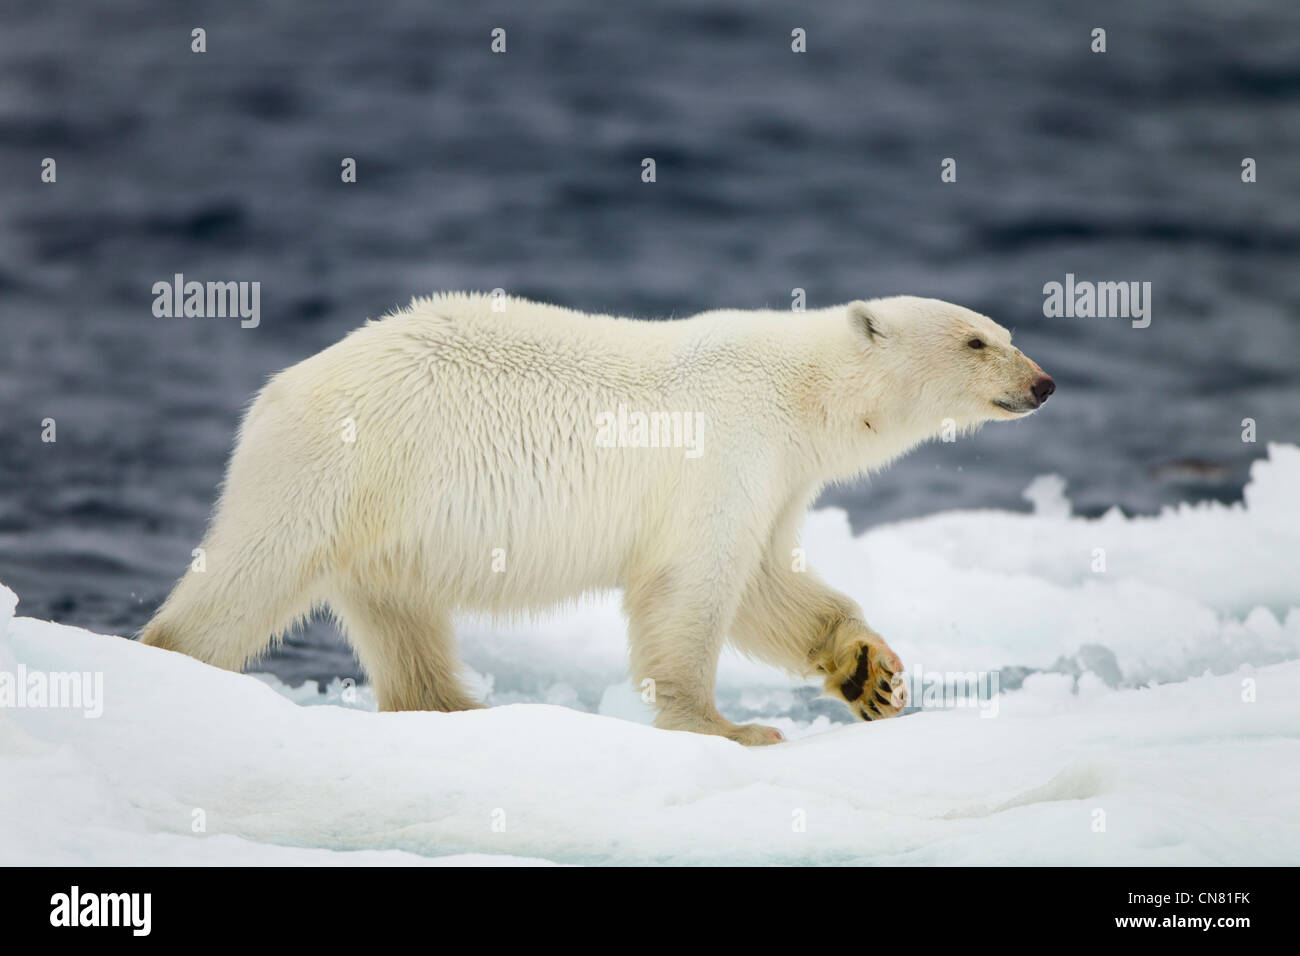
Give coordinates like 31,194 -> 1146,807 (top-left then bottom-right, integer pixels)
846,296 -> 1054,433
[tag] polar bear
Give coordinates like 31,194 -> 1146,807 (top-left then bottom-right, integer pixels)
141,293 -> 1053,745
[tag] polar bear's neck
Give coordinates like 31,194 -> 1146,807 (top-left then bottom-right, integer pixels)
766,308 -> 944,485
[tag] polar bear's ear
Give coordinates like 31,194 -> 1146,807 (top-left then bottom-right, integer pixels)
848,301 -> 884,343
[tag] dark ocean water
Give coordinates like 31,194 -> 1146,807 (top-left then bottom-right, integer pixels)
1,0 -> 1297,685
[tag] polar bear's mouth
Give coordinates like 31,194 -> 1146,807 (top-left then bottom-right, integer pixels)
991,398 -> 1037,415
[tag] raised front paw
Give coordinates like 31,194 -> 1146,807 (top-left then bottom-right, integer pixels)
820,627 -> 907,721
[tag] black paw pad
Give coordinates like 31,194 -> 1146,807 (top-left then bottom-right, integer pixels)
839,647 -> 873,702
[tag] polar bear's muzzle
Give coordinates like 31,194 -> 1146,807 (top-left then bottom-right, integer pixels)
993,374 -> 1055,415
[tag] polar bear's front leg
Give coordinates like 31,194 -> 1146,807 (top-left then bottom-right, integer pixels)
623,564 -> 785,747
731,559 -> 907,722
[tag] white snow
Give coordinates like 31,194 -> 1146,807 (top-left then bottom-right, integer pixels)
2,443 -> 1298,865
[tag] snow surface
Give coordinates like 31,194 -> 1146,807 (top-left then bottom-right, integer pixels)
2,444 -> 1298,865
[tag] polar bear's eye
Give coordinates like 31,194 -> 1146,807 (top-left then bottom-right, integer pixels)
968,338 -> 985,350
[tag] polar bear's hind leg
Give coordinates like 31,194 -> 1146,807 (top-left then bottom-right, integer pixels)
330,587 -> 482,713
138,532 -> 321,672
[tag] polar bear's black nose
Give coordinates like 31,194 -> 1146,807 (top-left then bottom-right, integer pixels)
1031,376 -> 1056,405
